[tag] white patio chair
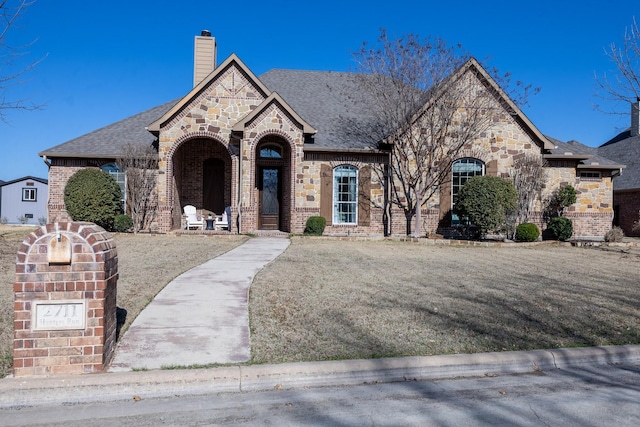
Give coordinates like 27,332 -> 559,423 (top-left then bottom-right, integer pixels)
183,205 -> 204,230
215,206 -> 230,230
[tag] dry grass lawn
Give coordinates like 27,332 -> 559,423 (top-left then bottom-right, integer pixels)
0,225 -> 247,377
250,238 -> 640,363
2,226 -> 639,377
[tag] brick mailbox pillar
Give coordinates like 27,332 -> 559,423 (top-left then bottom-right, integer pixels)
13,222 -> 118,376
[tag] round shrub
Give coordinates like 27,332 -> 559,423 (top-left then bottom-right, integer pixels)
515,222 -> 540,242
454,176 -> 518,237
548,217 -> 573,241
304,216 -> 326,236
114,214 -> 133,232
64,168 -> 122,231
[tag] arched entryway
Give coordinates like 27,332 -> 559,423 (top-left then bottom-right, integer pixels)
255,136 -> 291,231
171,137 -> 232,228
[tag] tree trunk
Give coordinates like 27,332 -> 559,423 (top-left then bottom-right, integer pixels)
405,209 -> 414,236
413,204 -> 422,237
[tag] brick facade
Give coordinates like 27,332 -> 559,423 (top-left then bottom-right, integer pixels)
13,222 -> 118,376
613,190 -> 640,236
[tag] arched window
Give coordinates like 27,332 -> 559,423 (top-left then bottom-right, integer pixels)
333,165 -> 358,224
259,144 -> 283,159
452,158 -> 485,223
101,163 -> 126,209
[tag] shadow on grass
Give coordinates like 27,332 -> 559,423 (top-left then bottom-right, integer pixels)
116,307 -> 127,341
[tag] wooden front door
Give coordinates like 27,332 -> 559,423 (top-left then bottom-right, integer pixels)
259,167 -> 280,230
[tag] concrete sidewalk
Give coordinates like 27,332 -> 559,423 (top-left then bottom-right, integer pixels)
109,237 -> 290,372
1,345 -> 639,408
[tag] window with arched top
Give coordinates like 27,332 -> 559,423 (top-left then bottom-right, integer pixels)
259,144 -> 283,159
333,165 -> 358,224
451,158 -> 485,224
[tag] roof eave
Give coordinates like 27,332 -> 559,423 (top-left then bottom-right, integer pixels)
303,145 -> 386,154
148,53 -> 271,132
543,154 -> 592,161
232,92 -> 317,135
576,164 -> 625,170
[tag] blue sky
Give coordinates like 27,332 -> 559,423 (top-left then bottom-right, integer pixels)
1,0 -> 638,180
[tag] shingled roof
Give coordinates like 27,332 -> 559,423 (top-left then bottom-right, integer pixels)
260,69 -> 376,149
39,100 -> 178,158
598,132 -> 640,190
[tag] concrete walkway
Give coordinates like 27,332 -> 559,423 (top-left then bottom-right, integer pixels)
109,237 -> 290,372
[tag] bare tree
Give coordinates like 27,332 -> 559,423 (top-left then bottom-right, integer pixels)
510,154 -> 546,226
117,144 -> 158,233
595,17 -> 640,115
350,30 -> 509,237
0,0 -> 44,123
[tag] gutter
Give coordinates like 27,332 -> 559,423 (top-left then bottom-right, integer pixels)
41,155 -> 51,169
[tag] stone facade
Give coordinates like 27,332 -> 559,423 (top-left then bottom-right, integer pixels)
41,52 -> 619,240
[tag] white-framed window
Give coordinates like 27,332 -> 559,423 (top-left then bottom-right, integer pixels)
101,163 -> 126,209
22,188 -> 37,202
451,158 -> 485,224
333,165 -> 358,224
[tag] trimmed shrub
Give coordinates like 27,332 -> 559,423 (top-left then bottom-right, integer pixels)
454,176 -> 518,237
114,214 -> 134,232
515,222 -> 540,242
548,217 -> 573,241
605,226 -> 625,242
304,216 -> 326,236
546,184 -> 577,218
64,168 -> 122,231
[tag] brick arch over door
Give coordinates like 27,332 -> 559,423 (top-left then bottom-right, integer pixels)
168,136 -> 232,229
252,134 -> 293,232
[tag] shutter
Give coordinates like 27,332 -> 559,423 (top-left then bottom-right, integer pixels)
439,167 -> 452,223
486,159 -> 498,177
320,164 -> 333,225
358,165 -> 371,226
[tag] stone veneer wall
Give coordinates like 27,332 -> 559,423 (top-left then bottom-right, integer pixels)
156,64 -> 267,233
13,222 -> 118,376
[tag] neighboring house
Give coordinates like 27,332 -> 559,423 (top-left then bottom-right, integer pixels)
39,32 -> 622,239
0,176 -> 49,225
597,101 -> 640,236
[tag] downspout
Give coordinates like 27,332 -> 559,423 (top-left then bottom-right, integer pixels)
236,138 -> 242,234
42,155 -> 51,169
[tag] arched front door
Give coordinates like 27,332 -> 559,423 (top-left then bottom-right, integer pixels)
256,138 -> 289,231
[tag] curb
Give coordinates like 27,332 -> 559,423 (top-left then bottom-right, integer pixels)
1,345 -> 638,408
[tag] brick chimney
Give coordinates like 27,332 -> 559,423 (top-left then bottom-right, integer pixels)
194,30 -> 216,87
632,99 -> 640,137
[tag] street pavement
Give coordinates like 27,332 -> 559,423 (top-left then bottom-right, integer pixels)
1,236 -> 639,413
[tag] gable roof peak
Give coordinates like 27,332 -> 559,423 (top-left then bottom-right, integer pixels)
147,53 -> 271,132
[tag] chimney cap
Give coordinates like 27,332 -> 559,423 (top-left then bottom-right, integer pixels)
201,30 -> 211,37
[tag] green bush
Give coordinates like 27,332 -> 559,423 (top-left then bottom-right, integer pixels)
515,222 -> 540,242
546,184 -> 577,218
64,168 -> 122,231
548,217 -> 573,241
304,216 -> 327,236
454,176 -> 518,237
114,214 -> 134,232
